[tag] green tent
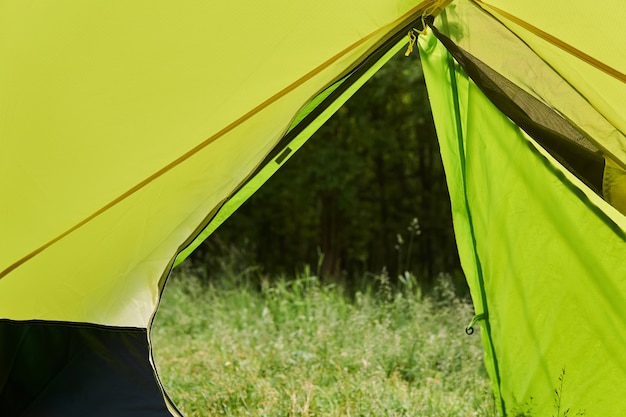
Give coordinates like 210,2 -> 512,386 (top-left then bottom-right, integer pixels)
419,1 -> 626,415
1,0 -> 624,415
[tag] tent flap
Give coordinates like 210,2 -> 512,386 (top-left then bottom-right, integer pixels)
420,6 -> 626,414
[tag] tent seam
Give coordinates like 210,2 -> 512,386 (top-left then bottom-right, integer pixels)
438,9 -> 506,415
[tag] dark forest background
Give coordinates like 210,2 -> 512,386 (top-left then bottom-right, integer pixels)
188,50 -> 463,291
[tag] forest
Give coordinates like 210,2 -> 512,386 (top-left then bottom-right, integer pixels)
188,50 -> 463,291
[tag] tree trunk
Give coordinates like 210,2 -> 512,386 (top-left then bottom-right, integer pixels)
319,193 -> 342,278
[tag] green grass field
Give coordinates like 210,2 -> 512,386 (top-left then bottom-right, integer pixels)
151,270 -> 496,416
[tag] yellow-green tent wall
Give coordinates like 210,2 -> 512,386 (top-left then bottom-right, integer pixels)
0,1 -> 440,415
0,0 -> 430,327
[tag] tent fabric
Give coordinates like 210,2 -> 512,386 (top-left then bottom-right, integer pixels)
419,2 -> 626,415
473,0 -> 626,137
173,33 -> 411,267
0,0 -> 430,327
437,1 -> 626,216
439,1 -> 626,168
0,320 -> 171,417
3,0 -> 626,415
0,1 -> 443,415
429,24 -> 605,195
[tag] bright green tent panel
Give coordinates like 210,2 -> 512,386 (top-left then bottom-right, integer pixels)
420,3 -> 626,415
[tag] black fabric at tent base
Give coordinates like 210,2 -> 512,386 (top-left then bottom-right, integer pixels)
0,320 -> 172,417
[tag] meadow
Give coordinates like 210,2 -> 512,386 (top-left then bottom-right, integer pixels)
151,268 -> 496,416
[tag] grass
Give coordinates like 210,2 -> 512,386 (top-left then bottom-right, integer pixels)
151,268 -> 496,416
